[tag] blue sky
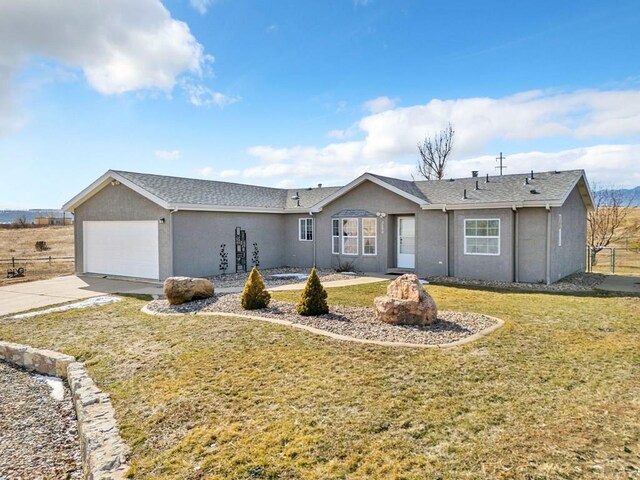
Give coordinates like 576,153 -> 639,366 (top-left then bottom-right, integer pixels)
1,0 -> 639,208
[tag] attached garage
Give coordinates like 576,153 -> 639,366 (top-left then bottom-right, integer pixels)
83,221 -> 160,279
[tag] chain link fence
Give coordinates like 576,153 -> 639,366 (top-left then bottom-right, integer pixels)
587,246 -> 640,275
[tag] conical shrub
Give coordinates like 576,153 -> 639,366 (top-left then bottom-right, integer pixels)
241,267 -> 271,310
297,267 -> 328,316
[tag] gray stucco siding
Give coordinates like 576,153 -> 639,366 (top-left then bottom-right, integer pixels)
72,183 -> 172,279
451,208 -> 514,282
308,180 -> 423,273
550,186 -> 587,281
171,211 -> 285,277
516,208 -> 547,283
282,214 -> 316,268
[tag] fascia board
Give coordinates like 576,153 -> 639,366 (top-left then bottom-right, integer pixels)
422,201 -> 563,210
169,203 -> 285,214
62,171 -> 170,212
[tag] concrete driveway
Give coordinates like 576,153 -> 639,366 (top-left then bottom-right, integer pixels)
0,275 -> 163,317
595,275 -> 640,294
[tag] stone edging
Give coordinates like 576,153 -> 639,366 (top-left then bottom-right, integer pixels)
141,305 -> 505,349
0,341 -> 130,480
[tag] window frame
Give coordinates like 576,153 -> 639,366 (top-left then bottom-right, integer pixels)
298,217 -> 313,242
463,218 -> 500,256
361,218 -> 377,256
332,219 -> 340,254
341,218 -> 359,256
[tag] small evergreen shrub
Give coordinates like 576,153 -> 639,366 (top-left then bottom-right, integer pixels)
297,267 -> 329,316
241,267 -> 271,310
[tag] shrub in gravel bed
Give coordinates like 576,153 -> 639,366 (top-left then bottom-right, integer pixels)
297,267 -> 329,316
241,267 -> 271,310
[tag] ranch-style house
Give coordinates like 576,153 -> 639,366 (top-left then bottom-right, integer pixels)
63,169 -> 593,284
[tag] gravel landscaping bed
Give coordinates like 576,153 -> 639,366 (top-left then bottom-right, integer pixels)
146,294 -> 498,346
208,267 -> 353,289
0,361 -> 81,479
424,272 -> 606,292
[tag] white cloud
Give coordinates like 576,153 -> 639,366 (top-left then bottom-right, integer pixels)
155,149 -> 181,161
182,82 -> 240,108
190,0 -> 213,15
0,0 -> 235,135
195,167 -> 241,178
266,25 -> 279,33
238,89 -> 640,187
362,96 -> 397,113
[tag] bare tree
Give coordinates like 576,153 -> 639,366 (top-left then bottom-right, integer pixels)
587,186 -> 636,265
417,122 -> 455,180
12,215 -> 28,228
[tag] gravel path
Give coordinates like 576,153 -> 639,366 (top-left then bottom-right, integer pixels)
208,267 -> 354,289
146,294 -> 498,346
424,272 -> 606,292
0,361 -> 81,480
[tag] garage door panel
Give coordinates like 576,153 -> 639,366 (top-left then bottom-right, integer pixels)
84,221 -> 159,279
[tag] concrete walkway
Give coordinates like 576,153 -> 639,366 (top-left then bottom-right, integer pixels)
0,275 -> 163,317
595,275 -> 640,294
269,275 -> 388,291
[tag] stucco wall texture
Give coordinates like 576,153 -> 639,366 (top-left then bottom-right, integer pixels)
72,179 -> 588,283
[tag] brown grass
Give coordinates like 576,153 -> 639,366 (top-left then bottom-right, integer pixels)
0,284 -> 638,479
0,225 -> 74,286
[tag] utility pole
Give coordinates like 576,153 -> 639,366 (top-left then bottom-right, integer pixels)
495,152 -> 507,175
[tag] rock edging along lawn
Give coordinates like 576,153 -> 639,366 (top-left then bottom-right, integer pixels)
140,305 -> 505,349
0,341 -> 130,480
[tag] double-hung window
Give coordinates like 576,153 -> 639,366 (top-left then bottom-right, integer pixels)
341,218 -> 358,255
299,218 -> 313,241
464,219 -> 500,255
362,218 -> 377,255
332,219 -> 340,254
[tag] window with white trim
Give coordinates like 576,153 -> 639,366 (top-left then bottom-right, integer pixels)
362,218 -> 377,255
299,218 -> 313,241
342,218 -> 358,255
464,219 -> 500,255
332,219 -> 340,254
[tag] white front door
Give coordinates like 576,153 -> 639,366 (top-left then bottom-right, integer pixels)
397,216 -> 415,269
84,221 -> 160,279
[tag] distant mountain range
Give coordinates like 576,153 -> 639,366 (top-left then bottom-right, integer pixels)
606,187 -> 640,207
0,209 -> 72,224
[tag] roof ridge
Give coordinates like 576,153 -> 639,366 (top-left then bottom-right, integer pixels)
113,170 -> 342,192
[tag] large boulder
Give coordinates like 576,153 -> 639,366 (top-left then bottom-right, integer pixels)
374,274 -> 437,325
163,276 -> 214,305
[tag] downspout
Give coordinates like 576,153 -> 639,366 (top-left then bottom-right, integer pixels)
443,206 -> 449,277
309,211 -> 316,267
512,206 -> 519,282
545,204 -> 551,285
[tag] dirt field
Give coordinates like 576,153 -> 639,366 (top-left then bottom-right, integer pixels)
0,226 -> 74,286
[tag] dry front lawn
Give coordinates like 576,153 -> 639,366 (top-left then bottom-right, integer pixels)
0,225 -> 74,285
0,284 -> 638,479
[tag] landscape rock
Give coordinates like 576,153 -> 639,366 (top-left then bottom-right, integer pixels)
373,274 -> 437,325
163,276 -> 214,305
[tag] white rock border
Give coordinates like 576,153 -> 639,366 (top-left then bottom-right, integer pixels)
0,341 -> 130,480
141,305 -> 505,349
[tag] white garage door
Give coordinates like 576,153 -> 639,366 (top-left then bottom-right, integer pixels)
84,221 -> 159,279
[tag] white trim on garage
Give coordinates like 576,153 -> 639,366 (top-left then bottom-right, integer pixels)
83,221 -> 160,280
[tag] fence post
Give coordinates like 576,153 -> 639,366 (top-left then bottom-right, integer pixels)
49,255 -> 52,264
12,257 -> 15,268
612,248 -> 616,274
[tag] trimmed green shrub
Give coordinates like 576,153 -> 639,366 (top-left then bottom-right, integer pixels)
297,267 -> 328,316
241,267 -> 271,310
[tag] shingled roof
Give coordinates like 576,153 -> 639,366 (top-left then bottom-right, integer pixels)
64,168 -> 592,213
